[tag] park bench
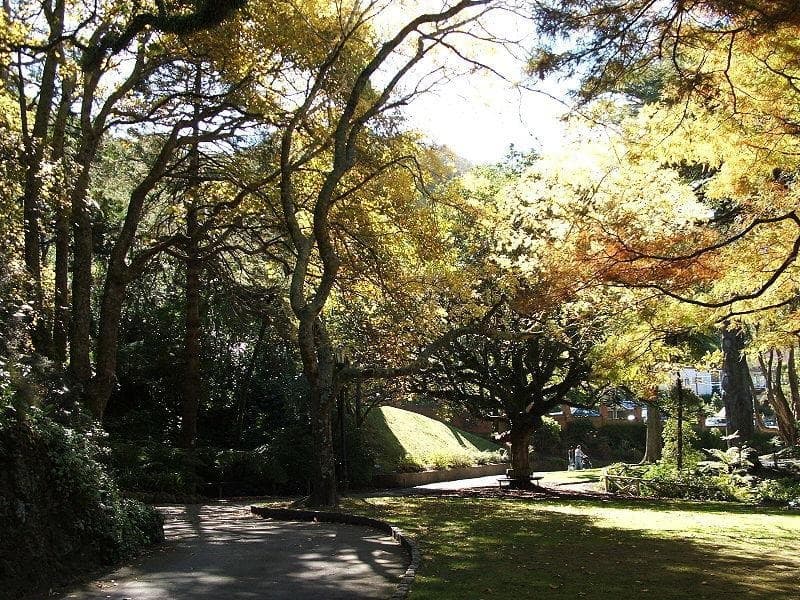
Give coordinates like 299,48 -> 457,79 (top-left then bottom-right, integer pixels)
497,475 -> 544,490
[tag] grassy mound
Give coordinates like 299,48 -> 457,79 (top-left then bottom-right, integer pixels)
365,406 -> 504,473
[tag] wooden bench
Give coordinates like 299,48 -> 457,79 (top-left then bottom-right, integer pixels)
497,475 -> 544,490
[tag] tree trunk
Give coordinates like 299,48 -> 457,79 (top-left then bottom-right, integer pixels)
179,250 -> 202,449
675,375 -> 684,471
788,345 -> 800,420
86,276 -> 127,419
50,73 -> 74,364
759,350 -> 798,446
179,67 -> 204,449
20,0 -> 65,355
298,316 -> 338,507
641,389 -> 663,464
721,326 -> 754,443
68,142 -> 99,385
508,415 -> 539,480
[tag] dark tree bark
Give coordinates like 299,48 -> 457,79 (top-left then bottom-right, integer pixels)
86,277 -> 126,417
508,414 -> 540,479
69,143 -> 98,385
298,316 -> 338,507
19,0 -> 66,354
179,215 -> 202,449
50,73 -> 74,363
721,326 -> 755,443
179,67 -> 204,450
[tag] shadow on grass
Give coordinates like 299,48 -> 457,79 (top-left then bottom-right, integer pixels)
444,425 -> 499,452
364,408 -> 409,470
544,469 -> 602,484
366,409 -> 501,472
367,498 -> 799,600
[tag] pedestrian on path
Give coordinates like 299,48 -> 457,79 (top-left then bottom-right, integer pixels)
574,445 -> 586,470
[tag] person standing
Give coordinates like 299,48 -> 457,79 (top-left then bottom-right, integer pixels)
574,445 -> 586,470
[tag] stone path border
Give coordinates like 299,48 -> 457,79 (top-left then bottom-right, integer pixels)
250,506 -> 420,600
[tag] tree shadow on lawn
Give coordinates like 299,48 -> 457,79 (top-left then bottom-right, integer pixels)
443,424 -> 498,452
366,408 -> 410,469
544,469 -> 602,485
392,499 -> 799,600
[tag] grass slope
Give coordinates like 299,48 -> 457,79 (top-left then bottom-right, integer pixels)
365,406 -> 502,473
344,496 -> 800,600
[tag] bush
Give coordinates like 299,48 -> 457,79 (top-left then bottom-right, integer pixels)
642,468 -> 752,502
0,405 -> 163,599
605,460 -> 800,506
755,478 -> 800,507
109,442 -> 204,496
604,462 -> 753,501
560,419 -> 645,464
531,417 -> 561,455
749,431 -> 782,454
662,418 -> 703,468
108,439 -> 315,499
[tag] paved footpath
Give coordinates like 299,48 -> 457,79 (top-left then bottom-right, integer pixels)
58,503 -> 407,600
407,473 -> 603,494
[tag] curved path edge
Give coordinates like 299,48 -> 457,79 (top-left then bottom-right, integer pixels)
250,506 -> 420,600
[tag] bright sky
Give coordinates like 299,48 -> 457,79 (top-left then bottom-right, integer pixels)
377,1 -> 572,165
405,74 -> 570,165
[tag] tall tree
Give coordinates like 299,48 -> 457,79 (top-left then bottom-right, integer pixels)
419,304 -> 597,480
721,325 -> 755,443
5,0 -> 248,413
757,348 -> 798,445
266,0 -> 498,506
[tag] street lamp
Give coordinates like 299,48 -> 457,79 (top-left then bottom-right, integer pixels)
675,372 -> 684,472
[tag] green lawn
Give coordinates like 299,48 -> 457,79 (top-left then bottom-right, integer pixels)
540,467 -> 603,485
340,496 -> 800,600
365,406 -> 502,471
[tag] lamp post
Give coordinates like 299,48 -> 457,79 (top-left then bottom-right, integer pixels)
675,372 -> 684,472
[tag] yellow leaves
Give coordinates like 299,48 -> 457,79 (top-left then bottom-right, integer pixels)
486,131 -> 710,305
624,22 -> 800,211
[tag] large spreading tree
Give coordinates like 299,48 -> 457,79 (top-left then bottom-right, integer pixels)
419,302 -> 599,479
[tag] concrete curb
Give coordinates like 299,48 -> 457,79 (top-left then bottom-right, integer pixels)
372,462 -> 507,488
250,506 -> 420,600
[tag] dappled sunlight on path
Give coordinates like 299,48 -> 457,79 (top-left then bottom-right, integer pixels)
58,503 -> 407,600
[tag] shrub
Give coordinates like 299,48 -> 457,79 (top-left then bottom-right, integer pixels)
755,478 -> 800,507
531,417 -> 561,455
661,418 -> 703,468
749,431 -> 782,454
109,442 -> 204,496
560,419 -> 646,464
0,405 -> 163,598
639,461 -> 754,502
